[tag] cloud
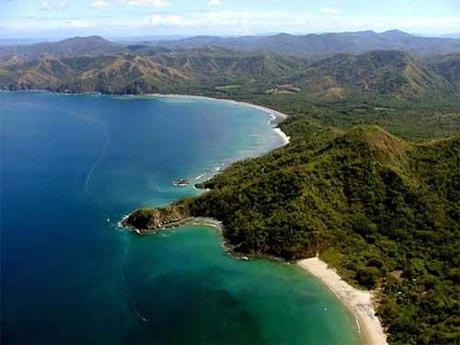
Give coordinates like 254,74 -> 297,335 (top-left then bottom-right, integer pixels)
143,10 -> 460,36
39,0 -> 69,11
0,17 -> 96,32
39,1 -> 50,11
119,0 -> 171,7
91,0 -> 110,8
319,7 -> 342,15
3,7 -> 460,37
65,19 -> 95,28
209,0 -> 222,5
148,10 -> 277,28
149,14 -> 184,26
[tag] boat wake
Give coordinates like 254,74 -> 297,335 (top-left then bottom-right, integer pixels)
83,123 -> 110,195
119,239 -> 150,323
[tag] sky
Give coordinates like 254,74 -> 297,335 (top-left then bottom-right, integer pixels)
1,0 -> 460,39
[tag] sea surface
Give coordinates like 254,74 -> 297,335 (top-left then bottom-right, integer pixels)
1,92 -> 360,345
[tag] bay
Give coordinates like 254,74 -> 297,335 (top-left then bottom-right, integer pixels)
0,92 -> 359,345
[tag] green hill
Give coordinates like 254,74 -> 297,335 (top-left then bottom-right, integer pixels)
428,53 -> 460,92
287,50 -> 453,100
0,48 -> 310,94
125,123 -> 460,345
1,47 -> 457,104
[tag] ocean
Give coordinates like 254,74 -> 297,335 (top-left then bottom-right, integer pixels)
0,92 -> 359,344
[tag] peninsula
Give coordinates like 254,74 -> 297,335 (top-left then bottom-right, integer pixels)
124,117 -> 460,345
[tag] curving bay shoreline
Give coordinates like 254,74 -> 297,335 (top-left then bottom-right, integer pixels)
7,90 -> 383,344
146,93 -> 291,145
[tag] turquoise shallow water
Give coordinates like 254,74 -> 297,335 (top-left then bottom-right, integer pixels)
0,92 -> 360,344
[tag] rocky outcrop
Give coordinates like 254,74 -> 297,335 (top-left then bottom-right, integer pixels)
122,204 -> 191,234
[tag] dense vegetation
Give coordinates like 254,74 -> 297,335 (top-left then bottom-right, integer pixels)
130,122 -> 460,344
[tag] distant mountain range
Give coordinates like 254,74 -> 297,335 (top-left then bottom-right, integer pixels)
2,30 -> 460,63
0,36 -> 123,63
156,30 -> 460,58
0,31 -> 459,101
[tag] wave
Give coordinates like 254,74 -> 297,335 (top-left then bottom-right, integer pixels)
195,172 -> 208,180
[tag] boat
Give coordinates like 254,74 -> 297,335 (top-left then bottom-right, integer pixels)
172,178 -> 190,187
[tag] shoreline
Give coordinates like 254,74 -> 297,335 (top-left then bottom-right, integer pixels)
298,258 -> 388,345
115,92 -> 383,344
9,90 -> 378,344
1,90 -> 291,145
146,93 -> 290,145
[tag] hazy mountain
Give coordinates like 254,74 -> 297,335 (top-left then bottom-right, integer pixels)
0,36 -> 123,64
2,31 -> 459,65
158,30 -> 460,58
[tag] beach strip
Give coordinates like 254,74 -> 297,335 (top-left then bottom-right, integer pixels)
298,258 -> 388,345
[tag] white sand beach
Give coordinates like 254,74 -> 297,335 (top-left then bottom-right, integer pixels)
273,128 -> 291,145
298,258 -> 388,345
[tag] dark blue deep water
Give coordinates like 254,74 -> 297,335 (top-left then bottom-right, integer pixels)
0,92 -> 359,345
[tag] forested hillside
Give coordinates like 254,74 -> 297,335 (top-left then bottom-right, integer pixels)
1,44 -> 459,107
126,121 -> 460,345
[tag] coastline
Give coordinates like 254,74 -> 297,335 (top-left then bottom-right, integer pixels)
146,93 -> 290,145
120,92 -> 384,345
1,90 -> 291,145
9,90 -> 377,344
298,258 -> 388,345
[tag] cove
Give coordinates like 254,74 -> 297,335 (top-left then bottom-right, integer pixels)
0,91 -> 360,344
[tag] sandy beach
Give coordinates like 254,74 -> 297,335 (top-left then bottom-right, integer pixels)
298,258 -> 388,345
148,93 -> 290,144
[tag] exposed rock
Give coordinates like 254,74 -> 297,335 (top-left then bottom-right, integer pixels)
122,204 -> 190,234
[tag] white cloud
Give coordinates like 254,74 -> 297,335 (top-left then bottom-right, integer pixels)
58,0 -> 68,9
3,8 -> 460,37
91,0 -> 110,8
148,10 -> 277,28
39,1 -> 50,11
143,10 -> 460,36
65,19 -> 95,28
319,7 -> 342,15
119,0 -> 171,7
39,0 -> 69,11
209,0 -> 221,6
149,14 -> 184,26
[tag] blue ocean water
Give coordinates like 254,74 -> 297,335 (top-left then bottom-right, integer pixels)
0,92 -> 360,344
